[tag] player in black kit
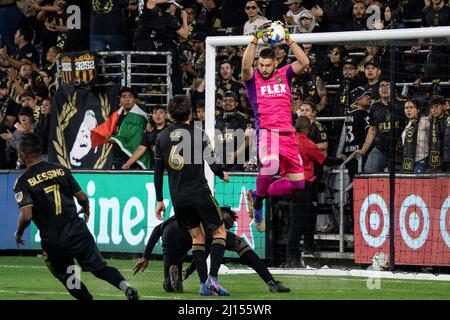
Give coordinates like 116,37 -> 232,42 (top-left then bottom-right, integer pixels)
153,95 -> 231,296
13,133 -> 139,300
132,207 -> 290,294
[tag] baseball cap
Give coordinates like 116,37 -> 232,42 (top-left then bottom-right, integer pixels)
284,0 -> 301,5
364,59 -> 380,68
299,10 -> 313,20
190,32 -> 206,42
350,87 -> 372,105
223,91 -> 239,101
343,56 -> 358,68
18,106 -> 34,118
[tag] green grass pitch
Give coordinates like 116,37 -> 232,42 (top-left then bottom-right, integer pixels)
0,256 -> 449,300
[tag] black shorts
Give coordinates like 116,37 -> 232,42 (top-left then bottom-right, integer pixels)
174,195 -> 223,234
42,229 -> 106,276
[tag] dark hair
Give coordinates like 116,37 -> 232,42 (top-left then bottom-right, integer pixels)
295,116 -> 311,133
18,133 -> 42,156
220,206 -> 237,230
119,87 -> 138,99
18,26 -> 34,43
21,91 -> 36,100
429,95 -> 446,107
301,98 -> 317,111
168,95 -> 192,122
259,47 -> 276,60
219,60 -> 233,69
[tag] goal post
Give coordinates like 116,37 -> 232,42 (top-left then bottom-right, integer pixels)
204,26 -> 450,191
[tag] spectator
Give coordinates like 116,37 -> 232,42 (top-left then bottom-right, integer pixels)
346,1 -> 367,31
194,0 -> 222,35
298,100 -> 328,154
185,5 -> 198,37
292,65 -> 328,114
122,105 -> 169,170
184,31 -> 206,102
216,60 -> 244,111
243,1 -> 268,36
320,46 -> 346,114
20,91 -> 40,122
428,95 -> 448,171
310,0 -> 353,32
215,91 -> 249,172
422,0 -> 450,27
34,97 -> 52,161
0,26 -> 40,69
283,0 -> 305,27
195,100 -> 205,124
361,59 -> 382,100
381,4 -> 405,29
291,90 -> 302,123
273,44 -> 290,68
0,0 -> 25,55
34,0 -> 68,57
401,98 -> 430,173
297,9 -> 319,33
90,0 -> 129,51
1,106 -> 35,169
335,56 -> 365,116
356,78 -> 406,173
399,0 -> 426,28
109,87 -> 145,169
288,115 -> 343,264
341,87 -> 371,179
8,63 -> 34,107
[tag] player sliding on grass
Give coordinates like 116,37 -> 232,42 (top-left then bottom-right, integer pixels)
132,207 -> 290,293
13,133 -> 138,300
242,21 -> 309,232
152,95 -> 231,296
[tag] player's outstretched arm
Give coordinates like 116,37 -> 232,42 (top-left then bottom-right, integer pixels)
203,136 -> 227,181
133,222 -> 164,275
242,22 -> 270,81
15,206 -> 33,245
276,21 -> 310,74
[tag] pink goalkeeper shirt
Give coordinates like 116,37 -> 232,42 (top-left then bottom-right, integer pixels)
244,64 -> 296,133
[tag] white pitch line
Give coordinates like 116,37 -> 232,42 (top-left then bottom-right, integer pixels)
221,267 -> 450,282
0,289 -> 180,300
0,265 -> 158,273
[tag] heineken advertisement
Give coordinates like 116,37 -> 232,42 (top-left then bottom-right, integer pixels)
27,172 -> 266,258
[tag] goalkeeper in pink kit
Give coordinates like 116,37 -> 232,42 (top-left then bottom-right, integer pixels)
242,22 -> 309,232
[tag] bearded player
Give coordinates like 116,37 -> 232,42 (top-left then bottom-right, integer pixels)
242,21 -> 309,232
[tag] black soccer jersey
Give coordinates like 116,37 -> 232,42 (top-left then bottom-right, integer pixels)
309,120 -> 328,144
343,108 -> 370,155
154,123 -> 224,206
369,101 -> 406,155
13,161 -> 83,246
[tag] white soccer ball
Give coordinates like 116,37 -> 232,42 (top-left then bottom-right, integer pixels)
371,252 -> 389,270
261,22 -> 286,46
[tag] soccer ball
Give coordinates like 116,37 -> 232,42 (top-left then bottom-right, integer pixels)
261,22 -> 286,46
371,252 -> 389,270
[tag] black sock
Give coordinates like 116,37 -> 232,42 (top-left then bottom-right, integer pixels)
209,238 -> 226,278
239,247 -> 274,284
92,266 -> 129,292
254,195 -> 263,210
59,274 -> 93,300
192,243 -> 207,283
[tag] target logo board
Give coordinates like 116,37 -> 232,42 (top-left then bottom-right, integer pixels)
354,177 -> 450,266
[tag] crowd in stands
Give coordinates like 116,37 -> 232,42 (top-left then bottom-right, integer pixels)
0,0 -> 450,175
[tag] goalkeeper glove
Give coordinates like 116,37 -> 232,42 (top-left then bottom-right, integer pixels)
274,20 -> 293,46
251,21 -> 272,45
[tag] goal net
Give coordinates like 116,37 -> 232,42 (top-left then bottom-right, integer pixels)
204,27 -> 450,270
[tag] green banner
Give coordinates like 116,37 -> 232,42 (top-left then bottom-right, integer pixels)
30,173 -> 266,258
